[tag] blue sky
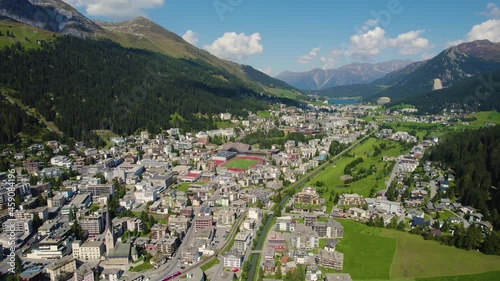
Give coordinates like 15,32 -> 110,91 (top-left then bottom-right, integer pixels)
65,0 -> 500,75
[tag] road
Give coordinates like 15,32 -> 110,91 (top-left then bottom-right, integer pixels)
247,130 -> 378,281
148,210 -> 247,281
385,160 -> 400,190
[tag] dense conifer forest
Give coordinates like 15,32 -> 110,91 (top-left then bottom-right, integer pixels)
427,126 -> 500,229
0,37 -> 296,145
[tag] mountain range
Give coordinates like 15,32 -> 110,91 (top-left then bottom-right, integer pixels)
0,0 -> 299,98
0,0 -> 303,145
316,40 -> 500,108
275,60 -> 413,91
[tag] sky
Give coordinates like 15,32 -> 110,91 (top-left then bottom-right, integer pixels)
63,0 -> 500,76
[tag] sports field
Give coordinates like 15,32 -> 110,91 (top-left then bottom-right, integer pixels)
338,220 -> 500,281
223,156 -> 263,171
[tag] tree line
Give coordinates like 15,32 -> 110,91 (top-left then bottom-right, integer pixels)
426,126 -> 500,229
0,37 -> 297,146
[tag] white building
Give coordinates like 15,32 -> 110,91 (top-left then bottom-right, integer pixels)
223,251 -> 242,268
134,187 -> 157,203
50,156 -> 73,168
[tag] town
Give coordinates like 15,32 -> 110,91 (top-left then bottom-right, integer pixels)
1,101 -> 496,281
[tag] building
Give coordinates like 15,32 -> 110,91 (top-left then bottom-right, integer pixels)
194,216 -> 213,231
101,269 -> 123,281
47,194 -> 66,208
275,216 -> 295,231
2,219 -> 33,237
234,233 -> 250,253
293,187 -> 323,207
127,218 -> 144,233
151,224 -> 169,240
74,265 -> 96,281
223,250 -> 243,268
80,214 -> 105,235
157,237 -> 180,256
313,219 -> 344,238
304,214 -> 317,227
267,232 -> 287,251
317,249 -> 344,270
248,208 -> 261,220
72,240 -> 105,262
26,227 -> 74,259
168,216 -> 189,234
134,187 -> 157,203
374,199 -> 402,215
104,208 -> 116,255
291,224 -> 319,250
80,184 -> 115,200
70,194 -> 92,209
46,256 -> 77,281
218,211 -> 236,226
338,194 -> 364,206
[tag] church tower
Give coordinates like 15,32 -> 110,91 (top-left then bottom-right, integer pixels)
105,207 -> 116,255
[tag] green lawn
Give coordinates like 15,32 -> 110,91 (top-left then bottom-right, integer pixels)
468,111 -> 500,126
0,20 -> 57,49
216,121 -> 235,129
416,271 -> 500,281
429,209 -> 455,220
257,111 -> 271,118
337,220 -> 396,280
200,258 -> 220,271
130,260 -> 154,272
89,203 -> 100,212
305,138 -> 408,212
337,220 -> 500,280
381,227 -> 500,279
224,159 -> 259,169
93,130 -> 119,148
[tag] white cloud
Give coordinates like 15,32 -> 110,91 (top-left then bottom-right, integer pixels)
182,30 -> 199,46
345,26 -> 386,58
316,24 -> 432,69
63,0 -> 164,19
466,19 -> 500,42
388,30 -> 432,55
258,67 -> 273,76
297,47 -> 321,64
320,49 -> 344,69
204,32 -> 264,61
482,2 -> 500,19
360,18 -> 378,32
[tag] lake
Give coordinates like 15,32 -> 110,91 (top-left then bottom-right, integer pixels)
329,99 -> 359,105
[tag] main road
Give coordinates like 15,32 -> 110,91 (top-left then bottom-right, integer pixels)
147,210 -> 247,281
247,130 -> 377,281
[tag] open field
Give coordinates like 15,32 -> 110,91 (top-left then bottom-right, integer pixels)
216,121 -> 236,129
468,111 -> 500,126
0,20 -> 57,49
223,156 -> 263,171
93,130 -> 119,148
176,181 -> 205,192
305,138 -> 408,212
337,220 -> 396,280
224,159 -> 259,169
337,220 -> 500,280
381,227 -> 500,279
257,111 -> 271,117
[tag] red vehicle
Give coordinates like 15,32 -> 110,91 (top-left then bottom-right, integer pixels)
162,271 -> 181,281
232,268 -> 239,273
